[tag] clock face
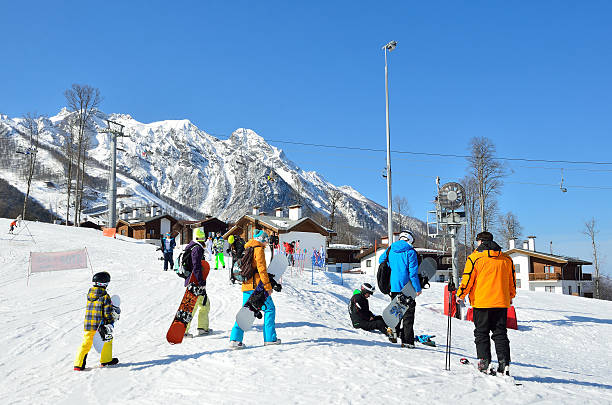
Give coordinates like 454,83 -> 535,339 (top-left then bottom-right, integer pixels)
439,182 -> 465,210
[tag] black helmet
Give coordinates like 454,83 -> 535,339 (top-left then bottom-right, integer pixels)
361,282 -> 375,295
92,271 -> 111,287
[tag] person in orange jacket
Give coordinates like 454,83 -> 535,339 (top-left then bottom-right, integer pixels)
457,231 -> 516,375
228,230 -> 279,349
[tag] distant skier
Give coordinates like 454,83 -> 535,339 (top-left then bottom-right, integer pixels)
349,283 -> 396,342
286,241 -> 295,266
8,219 -> 17,234
213,232 -> 226,270
160,232 -> 176,271
184,228 -> 212,337
74,271 -> 119,370
378,230 -> 421,348
227,233 -> 246,284
205,236 -> 213,261
229,230 -> 280,349
456,231 -> 516,375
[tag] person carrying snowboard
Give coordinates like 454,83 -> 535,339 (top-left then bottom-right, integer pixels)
456,231 -> 516,375
160,232 -> 176,271
184,228 -> 212,337
74,271 -> 119,370
229,230 -> 280,349
378,229 -> 421,348
227,233 -> 246,284
349,283 -> 396,342
269,232 -> 279,258
213,232 -> 226,270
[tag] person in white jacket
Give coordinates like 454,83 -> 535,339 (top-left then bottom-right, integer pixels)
205,236 -> 213,261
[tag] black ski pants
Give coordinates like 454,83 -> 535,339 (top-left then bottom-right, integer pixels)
473,308 -> 511,363
390,292 -> 416,344
357,315 -> 388,334
163,252 -> 173,271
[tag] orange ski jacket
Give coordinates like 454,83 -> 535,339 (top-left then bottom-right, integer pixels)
242,239 -> 272,293
457,249 -> 516,308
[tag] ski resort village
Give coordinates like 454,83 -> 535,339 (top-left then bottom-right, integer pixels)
2,2 -> 612,404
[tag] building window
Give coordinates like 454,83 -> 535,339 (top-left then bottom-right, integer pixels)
516,279 -> 521,288
544,266 -> 554,273
515,264 -> 520,273
545,286 -> 555,293
366,259 -> 372,268
568,286 -> 572,295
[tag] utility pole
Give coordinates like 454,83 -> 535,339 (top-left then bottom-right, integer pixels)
100,120 -> 127,228
383,40 -> 397,244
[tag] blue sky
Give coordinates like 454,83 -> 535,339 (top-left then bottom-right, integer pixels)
1,1 -> 611,275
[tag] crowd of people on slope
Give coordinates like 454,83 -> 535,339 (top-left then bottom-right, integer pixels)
73,226 -> 515,376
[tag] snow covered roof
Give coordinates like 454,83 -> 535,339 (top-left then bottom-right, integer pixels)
328,244 -> 362,250
505,248 -> 592,265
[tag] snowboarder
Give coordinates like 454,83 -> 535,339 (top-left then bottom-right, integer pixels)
378,230 -> 421,348
184,228 -> 212,337
349,283 -> 396,342
229,230 -> 280,349
8,219 -> 17,234
213,232 -> 226,270
160,232 -> 176,271
456,231 -> 516,375
205,235 -> 213,261
227,233 -> 246,284
74,271 -> 119,370
269,232 -> 279,258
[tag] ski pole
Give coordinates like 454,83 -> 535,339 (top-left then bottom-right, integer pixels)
445,279 -> 455,371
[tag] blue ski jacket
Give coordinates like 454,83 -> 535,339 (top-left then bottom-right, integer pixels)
379,240 -> 421,293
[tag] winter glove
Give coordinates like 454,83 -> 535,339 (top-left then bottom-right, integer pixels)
100,324 -> 114,341
273,283 -> 282,292
111,305 -> 121,321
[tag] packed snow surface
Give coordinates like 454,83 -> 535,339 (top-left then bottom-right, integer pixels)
1,219 -> 611,404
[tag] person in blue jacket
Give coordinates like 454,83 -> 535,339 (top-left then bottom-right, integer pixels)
160,232 -> 176,271
379,229 -> 421,348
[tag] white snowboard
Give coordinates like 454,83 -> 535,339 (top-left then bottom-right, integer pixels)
93,295 -> 121,353
235,254 -> 288,331
382,257 -> 437,328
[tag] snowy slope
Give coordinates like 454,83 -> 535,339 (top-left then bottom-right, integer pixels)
0,111 -> 393,236
1,219 -> 611,405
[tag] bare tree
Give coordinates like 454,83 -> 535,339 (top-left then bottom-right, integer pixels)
20,113 -> 41,219
64,84 -> 101,226
583,218 -> 601,299
58,115 -> 78,225
467,137 -> 506,232
393,195 -> 409,230
461,175 -> 479,253
328,189 -> 343,241
497,211 -> 523,249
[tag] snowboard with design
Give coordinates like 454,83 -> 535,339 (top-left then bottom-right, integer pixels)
235,254 -> 288,331
93,295 -> 121,353
382,257 -> 438,328
166,271 -> 203,344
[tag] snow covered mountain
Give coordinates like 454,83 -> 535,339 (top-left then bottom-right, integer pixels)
0,109 -> 409,238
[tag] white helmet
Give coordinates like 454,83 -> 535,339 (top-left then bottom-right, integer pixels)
399,230 -> 415,245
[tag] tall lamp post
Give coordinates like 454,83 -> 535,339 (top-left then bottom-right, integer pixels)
383,40 -> 397,245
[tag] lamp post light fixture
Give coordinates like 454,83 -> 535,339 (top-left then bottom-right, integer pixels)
383,40 -> 397,245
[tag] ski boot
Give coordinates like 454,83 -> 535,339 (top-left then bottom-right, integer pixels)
401,343 -> 415,349
101,358 -> 119,367
230,341 -> 246,350
74,354 -> 87,371
264,339 -> 282,346
497,360 -> 510,376
477,358 -> 490,373
197,328 -> 211,336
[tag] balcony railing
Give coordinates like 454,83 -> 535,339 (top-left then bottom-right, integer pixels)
529,273 -> 561,281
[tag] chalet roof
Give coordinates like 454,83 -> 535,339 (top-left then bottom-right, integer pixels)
505,248 -> 592,265
116,214 -> 177,227
356,245 -> 449,261
224,214 -> 333,238
328,244 -> 363,251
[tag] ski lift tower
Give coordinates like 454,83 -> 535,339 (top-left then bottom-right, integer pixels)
427,179 -> 467,289
99,119 -> 128,228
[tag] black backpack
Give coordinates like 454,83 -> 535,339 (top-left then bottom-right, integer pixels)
377,248 -> 392,295
239,247 -> 256,280
176,242 -> 200,279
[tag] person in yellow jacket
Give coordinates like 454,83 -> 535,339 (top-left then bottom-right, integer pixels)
229,230 -> 279,349
74,271 -> 119,370
457,231 -> 516,375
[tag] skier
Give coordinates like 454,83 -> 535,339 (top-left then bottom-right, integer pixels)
184,228 -> 212,337
269,231 -> 279,258
205,235 -> 213,261
160,232 -> 176,271
74,271 -> 119,370
8,219 -> 17,234
378,230 -> 421,348
227,233 -> 246,284
213,232 -> 226,270
456,231 -> 516,375
349,283 -> 396,342
229,230 -> 280,349
286,241 -> 295,266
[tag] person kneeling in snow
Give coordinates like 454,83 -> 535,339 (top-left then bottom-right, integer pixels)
74,271 -> 119,370
349,283 -> 396,343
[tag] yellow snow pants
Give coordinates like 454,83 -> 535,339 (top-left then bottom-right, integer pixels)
74,330 -> 113,368
186,295 -> 210,331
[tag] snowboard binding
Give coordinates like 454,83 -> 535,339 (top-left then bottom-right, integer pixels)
175,310 -> 193,324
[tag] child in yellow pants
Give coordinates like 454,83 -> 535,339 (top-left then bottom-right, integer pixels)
74,271 -> 119,370
185,295 -> 211,337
